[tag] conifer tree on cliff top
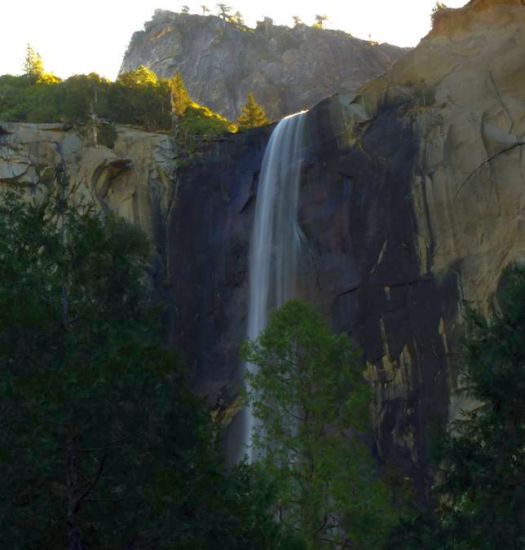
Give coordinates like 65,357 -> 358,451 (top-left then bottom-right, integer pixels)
170,71 -> 192,118
23,43 -> 44,80
236,92 -> 270,130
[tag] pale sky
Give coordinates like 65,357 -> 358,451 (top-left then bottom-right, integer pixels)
1,0 -> 468,80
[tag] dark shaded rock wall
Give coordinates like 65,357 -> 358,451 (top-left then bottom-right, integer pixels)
168,127 -> 272,398
167,1 -> 525,497
168,98 -> 460,499
299,98 -> 460,501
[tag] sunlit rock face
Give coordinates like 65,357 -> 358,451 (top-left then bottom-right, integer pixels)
120,11 -> 406,120
0,123 -> 176,274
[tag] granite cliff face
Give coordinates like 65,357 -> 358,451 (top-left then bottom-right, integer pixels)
0,123 -> 176,281
1,0 -> 524,500
120,11 -> 406,120
167,0 -> 525,497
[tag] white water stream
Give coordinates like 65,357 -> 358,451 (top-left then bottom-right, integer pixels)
243,111 -> 307,460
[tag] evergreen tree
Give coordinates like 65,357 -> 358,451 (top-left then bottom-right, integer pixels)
170,71 -> 192,118
243,300 -> 399,549
313,14 -> 328,29
60,73 -> 111,124
390,266 -> 525,549
117,65 -> 158,87
113,67 -> 171,129
23,43 -> 45,80
431,2 -> 448,24
236,92 -> 269,130
435,266 -> 525,548
229,10 -> 245,29
216,3 -> 232,20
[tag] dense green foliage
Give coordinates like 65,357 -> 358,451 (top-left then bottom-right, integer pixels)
0,66 -> 173,129
0,185 -> 284,549
236,92 -> 270,130
243,300 -> 399,549
390,267 -> 525,549
0,59 -> 237,138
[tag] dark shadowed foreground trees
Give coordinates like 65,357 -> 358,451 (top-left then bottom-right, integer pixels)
0,186 -> 285,549
243,300 -> 399,549
389,266 -> 525,549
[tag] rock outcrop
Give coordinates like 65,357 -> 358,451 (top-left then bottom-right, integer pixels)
0,123 -> 176,273
120,11 -> 406,120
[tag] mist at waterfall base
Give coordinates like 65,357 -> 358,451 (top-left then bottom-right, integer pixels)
242,111 -> 307,462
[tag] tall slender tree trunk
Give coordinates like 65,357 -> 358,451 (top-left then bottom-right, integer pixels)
66,440 -> 83,550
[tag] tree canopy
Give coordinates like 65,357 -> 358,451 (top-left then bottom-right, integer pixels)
0,184 -> 285,549
0,51 -> 237,141
313,14 -> 328,29
243,300 -> 399,549
236,92 -> 270,130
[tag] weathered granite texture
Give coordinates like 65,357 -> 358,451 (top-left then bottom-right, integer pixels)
0,123 -> 177,279
120,11 -> 406,120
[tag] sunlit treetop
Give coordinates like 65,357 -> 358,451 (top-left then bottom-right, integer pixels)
24,43 -> 44,79
23,44 -> 61,85
117,65 -> 158,87
236,92 -> 270,130
170,72 -> 192,118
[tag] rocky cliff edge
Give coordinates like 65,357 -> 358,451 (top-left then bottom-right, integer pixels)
120,11 -> 407,120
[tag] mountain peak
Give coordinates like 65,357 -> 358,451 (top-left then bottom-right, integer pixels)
120,11 -> 407,120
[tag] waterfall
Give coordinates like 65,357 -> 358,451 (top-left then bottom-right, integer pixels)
243,111 -> 307,461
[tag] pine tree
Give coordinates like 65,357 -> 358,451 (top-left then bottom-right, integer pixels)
216,3 -> 232,20
313,14 -> 328,29
236,92 -> 269,130
23,43 -> 44,80
435,266 -> 525,547
170,72 -> 192,118
117,65 -> 158,87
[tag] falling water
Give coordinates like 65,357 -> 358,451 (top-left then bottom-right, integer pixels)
243,111 -> 307,461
